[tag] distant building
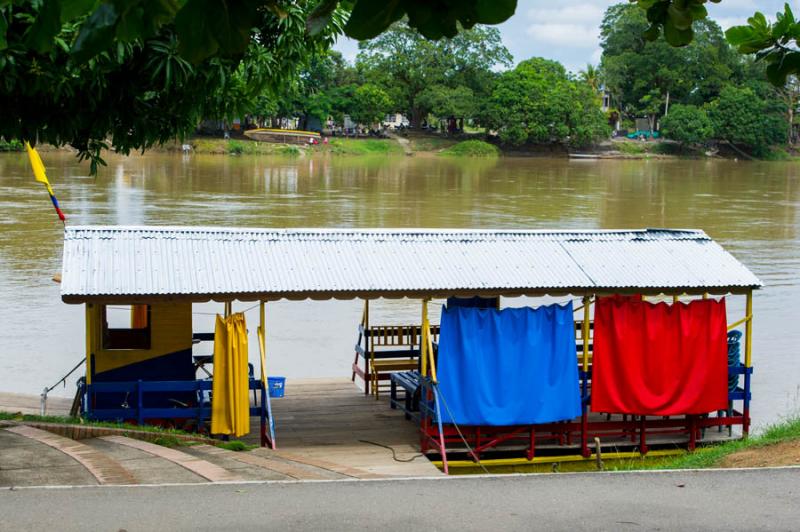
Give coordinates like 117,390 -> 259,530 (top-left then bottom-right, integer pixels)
382,113 -> 409,130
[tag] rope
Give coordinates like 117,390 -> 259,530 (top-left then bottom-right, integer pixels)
432,382 -> 491,474
45,357 -> 85,393
358,439 -> 423,462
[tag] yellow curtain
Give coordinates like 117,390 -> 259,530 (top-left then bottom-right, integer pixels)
130,305 -> 148,329
211,313 -> 251,437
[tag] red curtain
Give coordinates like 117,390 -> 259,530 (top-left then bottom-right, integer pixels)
591,297 -> 728,416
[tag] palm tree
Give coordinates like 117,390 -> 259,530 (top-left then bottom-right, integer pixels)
579,64 -> 601,93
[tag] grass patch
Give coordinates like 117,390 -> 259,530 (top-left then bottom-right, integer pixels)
440,140 -> 500,157
407,135 -> 457,152
611,416 -> 800,471
276,144 -> 301,156
218,440 -> 256,452
615,141 -> 648,155
326,138 -> 404,155
189,138 -> 302,156
0,411 -> 195,436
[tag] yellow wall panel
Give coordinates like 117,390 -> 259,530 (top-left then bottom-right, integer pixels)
88,302 -> 193,374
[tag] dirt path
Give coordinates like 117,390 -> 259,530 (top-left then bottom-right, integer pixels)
386,132 -> 412,155
719,440 -> 800,468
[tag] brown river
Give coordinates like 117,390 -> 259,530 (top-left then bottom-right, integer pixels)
0,151 -> 798,430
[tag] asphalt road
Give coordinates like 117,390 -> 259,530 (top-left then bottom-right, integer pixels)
2,468 -> 798,531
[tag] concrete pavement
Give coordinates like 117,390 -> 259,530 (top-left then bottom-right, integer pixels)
2,467 -> 798,531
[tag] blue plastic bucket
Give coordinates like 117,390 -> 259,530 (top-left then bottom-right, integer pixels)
268,376 -> 286,398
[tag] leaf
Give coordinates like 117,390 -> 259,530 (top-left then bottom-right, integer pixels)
643,24 -> 660,41
71,3 -> 119,63
115,5 -> 145,42
765,52 -> 800,85
61,0 -> 98,22
176,0 -> 257,62
175,0 -> 219,62
306,0 -> 338,36
688,4 -> 707,21
725,25 -> 755,46
667,5 -> 692,31
663,18 -> 693,47
343,0 -> 403,40
474,0 -> 516,25
24,0 -> 62,54
0,9 -> 7,50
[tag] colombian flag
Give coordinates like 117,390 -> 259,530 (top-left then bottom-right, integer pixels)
25,142 -> 66,223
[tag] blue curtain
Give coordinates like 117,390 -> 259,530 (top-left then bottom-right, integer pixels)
436,303 -> 581,426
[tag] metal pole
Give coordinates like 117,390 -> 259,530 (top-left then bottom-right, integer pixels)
743,290 -> 753,436
581,294 -> 591,457
421,299 -> 428,378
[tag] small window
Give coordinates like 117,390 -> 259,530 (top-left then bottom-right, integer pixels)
102,305 -> 152,350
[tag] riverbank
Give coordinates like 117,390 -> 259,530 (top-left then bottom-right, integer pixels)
613,416 -> 800,471
9,134 -> 798,160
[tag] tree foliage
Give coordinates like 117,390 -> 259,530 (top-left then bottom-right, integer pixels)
660,104 -> 713,145
416,85 -> 476,119
486,58 -> 609,148
725,4 -> 800,86
0,0 -> 516,170
349,83 -> 391,126
356,24 -> 512,126
706,85 -> 787,156
601,3 -> 738,123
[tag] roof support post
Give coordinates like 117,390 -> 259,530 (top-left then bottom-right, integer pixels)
580,294 -> 592,458
581,295 -> 591,374
743,290 -> 753,436
744,291 -> 753,368
420,299 -> 429,379
257,300 -> 276,449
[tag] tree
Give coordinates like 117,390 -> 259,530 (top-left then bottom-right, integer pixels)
600,3 -> 737,128
578,64 -> 602,93
660,104 -> 713,145
706,85 -> 787,156
0,0 -> 516,171
486,58 -> 609,148
416,85 -> 476,120
349,84 -> 392,126
356,24 -> 512,127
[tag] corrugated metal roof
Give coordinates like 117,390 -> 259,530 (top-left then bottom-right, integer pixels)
60,226 -> 762,303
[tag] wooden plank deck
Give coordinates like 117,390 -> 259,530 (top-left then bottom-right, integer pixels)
245,378 -> 442,479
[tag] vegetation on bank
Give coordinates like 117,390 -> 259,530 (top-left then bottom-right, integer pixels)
326,138 -> 404,155
440,140 -> 500,157
613,416 -> 800,471
0,411 -> 252,451
0,138 -> 23,152
188,139 -> 302,156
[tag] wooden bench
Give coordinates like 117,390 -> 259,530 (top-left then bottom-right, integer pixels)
390,371 -> 421,419
352,320 -> 439,398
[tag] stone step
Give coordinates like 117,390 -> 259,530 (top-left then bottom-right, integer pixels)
100,436 -> 242,482
4,426 -> 136,485
186,444 -> 344,481
80,437 -> 207,485
0,429 -> 97,487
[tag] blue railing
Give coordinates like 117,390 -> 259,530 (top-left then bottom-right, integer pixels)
82,378 -> 267,427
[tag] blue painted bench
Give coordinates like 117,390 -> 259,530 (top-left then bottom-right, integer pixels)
390,370 -> 421,420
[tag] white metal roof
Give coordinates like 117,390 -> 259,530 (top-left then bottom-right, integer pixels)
60,226 -> 762,303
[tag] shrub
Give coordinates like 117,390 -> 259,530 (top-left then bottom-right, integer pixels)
0,138 -> 24,152
661,104 -> 713,146
440,140 -> 500,157
227,140 -> 244,155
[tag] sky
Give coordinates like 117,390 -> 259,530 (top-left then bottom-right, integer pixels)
334,0 -> 797,74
